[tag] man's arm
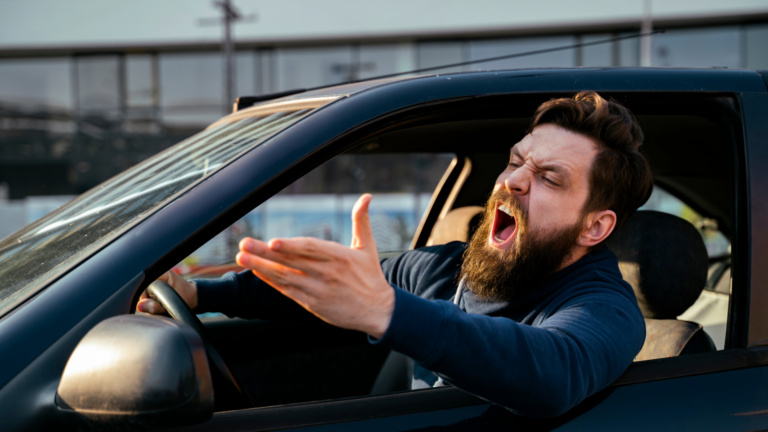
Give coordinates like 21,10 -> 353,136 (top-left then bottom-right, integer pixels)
137,266 -> 314,320
194,270 -> 316,320
371,239 -> 643,416
371,282 -> 644,417
235,194 -> 644,417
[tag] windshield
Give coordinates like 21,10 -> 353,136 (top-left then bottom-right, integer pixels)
0,96 -> 339,317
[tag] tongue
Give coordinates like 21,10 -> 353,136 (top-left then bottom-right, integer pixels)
498,224 -> 516,241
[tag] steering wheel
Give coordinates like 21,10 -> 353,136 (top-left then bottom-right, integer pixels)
146,280 -> 253,410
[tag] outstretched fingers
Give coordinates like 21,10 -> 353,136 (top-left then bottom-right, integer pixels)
236,250 -> 317,302
241,237 -> 338,261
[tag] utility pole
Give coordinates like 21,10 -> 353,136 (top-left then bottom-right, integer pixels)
640,0 -> 653,67
199,1 -> 256,112
199,1 -> 255,257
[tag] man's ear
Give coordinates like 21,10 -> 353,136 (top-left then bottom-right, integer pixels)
577,210 -> 617,248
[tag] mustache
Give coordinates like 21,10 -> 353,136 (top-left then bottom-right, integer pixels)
462,189 -> 583,302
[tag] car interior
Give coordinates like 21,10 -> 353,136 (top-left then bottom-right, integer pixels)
145,92 -> 739,411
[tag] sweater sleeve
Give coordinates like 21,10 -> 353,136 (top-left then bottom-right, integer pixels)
194,270 -> 314,321
371,276 -> 645,418
191,242 -> 465,319
379,242 -> 466,300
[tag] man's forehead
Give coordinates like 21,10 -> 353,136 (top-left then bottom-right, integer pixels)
510,125 -> 598,174
519,124 -> 595,148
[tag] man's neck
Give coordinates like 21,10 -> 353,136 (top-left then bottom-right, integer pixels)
558,246 -> 591,272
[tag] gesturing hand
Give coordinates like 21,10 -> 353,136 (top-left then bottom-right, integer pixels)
236,194 -> 395,338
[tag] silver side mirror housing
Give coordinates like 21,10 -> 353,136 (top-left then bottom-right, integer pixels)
56,315 -> 213,429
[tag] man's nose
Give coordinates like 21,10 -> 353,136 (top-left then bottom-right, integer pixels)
504,167 -> 530,196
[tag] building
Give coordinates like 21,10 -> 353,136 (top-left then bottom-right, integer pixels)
0,0 -> 766,240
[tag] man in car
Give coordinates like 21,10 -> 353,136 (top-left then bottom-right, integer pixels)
138,91 -> 653,417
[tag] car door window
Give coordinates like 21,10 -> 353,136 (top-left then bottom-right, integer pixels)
164,152 -> 453,408
177,152 -> 454,294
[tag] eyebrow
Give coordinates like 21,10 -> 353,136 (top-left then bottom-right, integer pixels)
509,146 -> 572,179
540,164 -> 570,178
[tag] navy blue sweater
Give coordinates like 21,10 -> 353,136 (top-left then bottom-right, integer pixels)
195,242 -> 645,417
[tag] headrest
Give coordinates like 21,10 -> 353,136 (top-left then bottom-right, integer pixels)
635,319 -> 704,361
607,211 -> 708,319
427,206 -> 484,246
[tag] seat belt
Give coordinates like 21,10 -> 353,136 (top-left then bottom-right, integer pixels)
454,278 -> 466,305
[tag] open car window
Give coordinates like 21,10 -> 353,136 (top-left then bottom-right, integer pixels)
177,153 -> 455,282
164,152 -> 454,407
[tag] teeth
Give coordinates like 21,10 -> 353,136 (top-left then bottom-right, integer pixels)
499,204 -> 514,217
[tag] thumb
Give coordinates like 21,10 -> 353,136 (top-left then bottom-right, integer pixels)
351,193 -> 376,250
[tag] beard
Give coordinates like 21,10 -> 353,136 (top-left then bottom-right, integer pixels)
459,189 -> 584,302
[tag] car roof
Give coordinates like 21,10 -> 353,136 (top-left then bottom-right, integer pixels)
306,67 -> 766,101
226,67 -> 765,121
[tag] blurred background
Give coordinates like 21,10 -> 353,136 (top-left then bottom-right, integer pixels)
0,0 -> 762,263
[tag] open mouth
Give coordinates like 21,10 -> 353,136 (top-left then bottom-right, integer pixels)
490,203 -> 518,248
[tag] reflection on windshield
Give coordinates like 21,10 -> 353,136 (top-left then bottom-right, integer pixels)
0,96 -> 338,318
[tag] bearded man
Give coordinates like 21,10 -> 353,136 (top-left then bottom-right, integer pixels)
138,91 -> 654,417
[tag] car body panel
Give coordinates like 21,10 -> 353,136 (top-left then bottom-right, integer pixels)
0,274 -> 143,431
741,91 -> 768,347
161,358 -> 768,431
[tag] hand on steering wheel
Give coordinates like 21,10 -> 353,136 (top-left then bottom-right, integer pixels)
141,278 -> 253,410
138,271 -> 197,314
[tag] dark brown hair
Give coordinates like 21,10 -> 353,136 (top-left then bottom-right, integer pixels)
528,91 -> 653,245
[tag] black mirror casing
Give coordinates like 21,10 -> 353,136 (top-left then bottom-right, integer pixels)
56,315 -> 213,429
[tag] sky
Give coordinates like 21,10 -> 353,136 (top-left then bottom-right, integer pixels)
0,0 -> 766,49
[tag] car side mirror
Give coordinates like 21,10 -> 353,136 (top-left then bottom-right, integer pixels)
56,315 -> 213,429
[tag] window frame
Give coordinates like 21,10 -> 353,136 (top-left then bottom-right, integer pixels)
142,90 -> 759,426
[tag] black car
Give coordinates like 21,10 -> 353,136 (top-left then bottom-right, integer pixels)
1,68 -> 768,431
